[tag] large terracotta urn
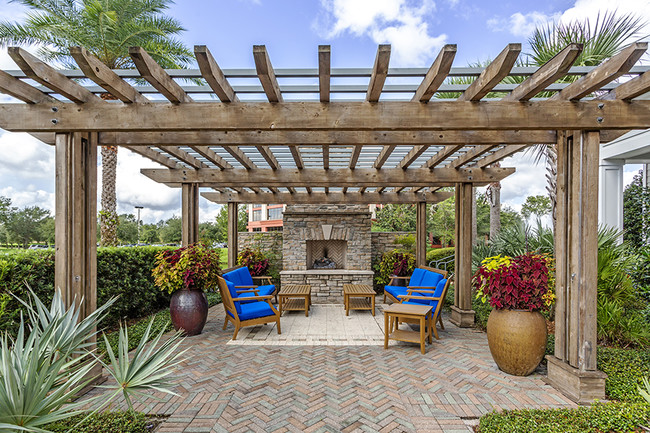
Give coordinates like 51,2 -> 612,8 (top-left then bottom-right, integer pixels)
486,309 -> 547,376
169,289 -> 208,336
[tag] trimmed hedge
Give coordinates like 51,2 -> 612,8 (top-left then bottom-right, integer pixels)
477,402 -> 650,433
0,247 -> 176,335
426,247 -> 455,272
46,411 -> 158,433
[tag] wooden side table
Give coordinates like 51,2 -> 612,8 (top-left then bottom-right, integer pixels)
383,303 -> 433,354
343,284 -> 376,316
278,284 -> 311,317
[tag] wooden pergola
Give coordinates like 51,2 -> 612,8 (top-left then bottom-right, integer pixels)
1,40 -> 649,403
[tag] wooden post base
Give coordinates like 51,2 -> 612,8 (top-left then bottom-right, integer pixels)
545,355 -> 607,404
450,306 -> 474,328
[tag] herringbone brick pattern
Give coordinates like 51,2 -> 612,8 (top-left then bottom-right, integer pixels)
85,303 -> 576,432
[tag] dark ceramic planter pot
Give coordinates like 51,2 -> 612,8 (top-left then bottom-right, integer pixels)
486,309 -> 548,376
170,289 -> 208,336
391,275 -> 408,287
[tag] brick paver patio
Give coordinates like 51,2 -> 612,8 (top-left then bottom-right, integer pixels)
88,300 -> 576,432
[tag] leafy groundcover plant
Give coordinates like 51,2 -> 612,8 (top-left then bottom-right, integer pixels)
237,248 -> 270,276
0,288 -> 186,433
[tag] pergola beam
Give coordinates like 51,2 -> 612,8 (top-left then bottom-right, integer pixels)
129,47 -> 192,104
158,146 -> 208,169
97,130 -> 558,146
8,47 -> 101,104
412,45 -> 456,102
458,44 -> 521,101
367,45 -> 391,102
399,145 -> 430,169
319,45 -> 330,103
424,145 -> 464,169
70,46 -> 147,103
503,43 -> 582,101
0,69 -> 57,104
141,167 -> 515,186
124,145 -> 179,169
254,45 -> 282,103
602,69 -> 650,101
551,42 -> 647,101
201,190 -> 453,204
6,101 -> 647,132
190,146 -> 233,169
374,144 -> 396,169
474,144 -> 529,168
194,45 -> 238,103
448,145 -> 496,169
256,145 -> 279,169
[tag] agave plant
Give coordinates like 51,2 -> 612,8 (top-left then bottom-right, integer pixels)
0,288 -> 186,432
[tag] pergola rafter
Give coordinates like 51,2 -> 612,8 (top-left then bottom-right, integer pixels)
1,41 -> 650,405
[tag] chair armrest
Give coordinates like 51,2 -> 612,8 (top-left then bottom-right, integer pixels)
234,295 -> 274,302
406,286 -> 434,290
406,288 -> 436,293
235,285 -> 258,289
251,275 -> 272,281
398,294 -> 444,301
236,289 -> 260,294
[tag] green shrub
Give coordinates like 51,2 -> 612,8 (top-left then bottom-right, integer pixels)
425,247 -> 455,272
373,249 -> 415,288
477,402 -> 650,433
46,411 -> 155,433
393,234 -> 415,252
598,346 -> 650,403
0,247 -> 173,336
597,299 -> 650,348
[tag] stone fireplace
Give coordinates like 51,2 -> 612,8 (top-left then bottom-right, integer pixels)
280,205 -> 374,303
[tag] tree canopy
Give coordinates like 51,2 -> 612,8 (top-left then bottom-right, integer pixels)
521,195 -> 553,220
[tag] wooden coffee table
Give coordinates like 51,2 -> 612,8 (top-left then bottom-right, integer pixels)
343,284 -> 376,316
383,303 -> 433,354
278,284 -> 311,317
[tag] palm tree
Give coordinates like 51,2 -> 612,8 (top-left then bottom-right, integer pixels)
526,11 -> 645,223
0,0 -> 193,246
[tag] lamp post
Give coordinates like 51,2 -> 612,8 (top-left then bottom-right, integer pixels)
135,206 -> 144,244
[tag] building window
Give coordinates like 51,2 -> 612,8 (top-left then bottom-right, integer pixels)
252,227 -> 262,232
252,209 -> 262,221
267,226 -> 283,232
267,206 -> 283,220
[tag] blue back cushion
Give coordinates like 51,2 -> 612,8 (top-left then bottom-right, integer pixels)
434,278 -> 448,298
234,267 -> 254,286
225,280 -> 242,314
222,269 -> 241,286
408,268 -> 426,287
420,271 -> 443,288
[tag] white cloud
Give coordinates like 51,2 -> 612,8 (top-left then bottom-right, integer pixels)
488,0 -> 650,42
0,132 -> 54,177
488,11 -> 560,38
497,152 -> 548,212
0,186 -> 54,213
316,0 -> 447,65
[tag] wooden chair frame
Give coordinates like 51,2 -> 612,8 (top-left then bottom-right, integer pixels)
395,275 -> 454,340
217,275 -> 281,340
383,266 -> 449,303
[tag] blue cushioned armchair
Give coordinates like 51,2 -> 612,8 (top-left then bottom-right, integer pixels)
397,275 -> 453,340
222,266 -> 277,302
383,266 -> 449,337
217,275 -> 281,340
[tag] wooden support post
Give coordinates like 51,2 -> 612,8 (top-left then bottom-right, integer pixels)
181,183 -> 199,246
450,182 -> 475,327
54,132 -> 101,380
416,202 -> 427,267
547,131 -> 606,404
227,203 -> 238,267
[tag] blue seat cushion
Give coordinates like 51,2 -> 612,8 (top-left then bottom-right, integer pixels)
233,267 -> 255,286
385,285 -> 408,300
238,301 -> 276,321
420,271 -> 443,288
407,278 -> 448,307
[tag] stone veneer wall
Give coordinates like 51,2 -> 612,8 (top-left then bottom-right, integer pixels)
282,205 -> 371,271
370,231 -> 415,264
238,231 -> 283,268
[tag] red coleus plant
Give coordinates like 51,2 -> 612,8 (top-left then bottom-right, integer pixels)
473,252 -> 554,312
237,248 -> 270,276
393,252 -> 413,277
152,242 -> 222,294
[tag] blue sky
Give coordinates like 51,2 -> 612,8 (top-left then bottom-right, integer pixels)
0,0 -> 648,223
